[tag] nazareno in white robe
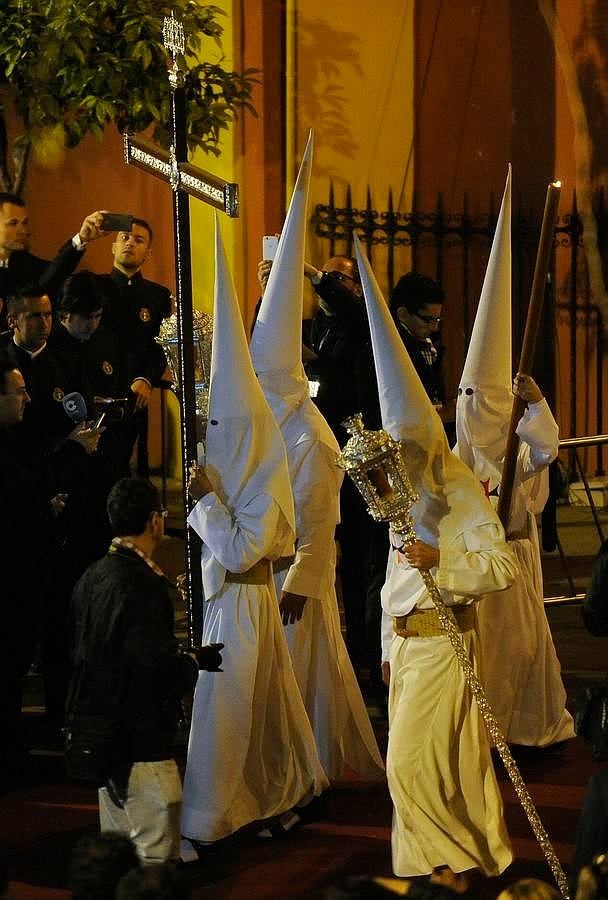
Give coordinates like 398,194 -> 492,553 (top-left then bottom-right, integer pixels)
181,491 -> 328,843
274,433 -> 384,782
466,400 -> 575,746
381,516 -> 516,877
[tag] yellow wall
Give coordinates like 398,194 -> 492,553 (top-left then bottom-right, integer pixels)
189,0 -> 246,318
289,0 -> 415,309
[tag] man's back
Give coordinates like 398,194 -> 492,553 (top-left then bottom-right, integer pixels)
71,546 -> 193,763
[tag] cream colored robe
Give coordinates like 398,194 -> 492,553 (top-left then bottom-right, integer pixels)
472,400 -> 575,746
275,436 -> 384,781
181,491 -> 328,843
382,520 -> 517,877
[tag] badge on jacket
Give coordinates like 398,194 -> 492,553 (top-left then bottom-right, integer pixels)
53,386 -> 64,402
139,307 -> 151,322
102,360 -> 113,375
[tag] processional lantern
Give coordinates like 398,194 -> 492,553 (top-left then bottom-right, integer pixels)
157,311 -> 213,419
338,413 -> 418,539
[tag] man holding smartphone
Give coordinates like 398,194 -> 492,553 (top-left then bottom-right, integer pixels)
0,194 -> 108,331
99,218 -> 172,475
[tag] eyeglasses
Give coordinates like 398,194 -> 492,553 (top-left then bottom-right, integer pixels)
154,508 -> 169,519
414,313 -> 442,325
326,270 -> 358,284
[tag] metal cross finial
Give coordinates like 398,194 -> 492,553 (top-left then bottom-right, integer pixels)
163,11 -> 185,59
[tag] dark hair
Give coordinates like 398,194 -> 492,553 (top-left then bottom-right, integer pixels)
117,865 -> 191,900
132,217 -> 153,244
0,192 -> 25,210
0,353 -> 19,393
389,272 -> 444,318
6,283 -> 49,317
67,832 -> 140,900
107,477 -> 161,536
58,271 -> 106,317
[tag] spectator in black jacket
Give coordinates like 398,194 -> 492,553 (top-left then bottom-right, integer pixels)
0,354 -> 99,789
0,193 -> 107,331
67,477 -> 223,864
99,219 -> 173,475
389,271 -> 445,409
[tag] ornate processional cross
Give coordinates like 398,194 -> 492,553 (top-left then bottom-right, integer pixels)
123,11 -> 239,646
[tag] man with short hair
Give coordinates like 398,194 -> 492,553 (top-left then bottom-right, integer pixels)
101,219 -> 172,412
100,219 -> 172,475
0,286 -> 92,453
49,270 -> 123,399
0,192 -> 106,330
68,476 -> 223,865
389,271 -> 445,409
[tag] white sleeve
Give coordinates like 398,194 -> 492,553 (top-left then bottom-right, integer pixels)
515,398 -> 559,479
436,522 -> 518,597
282,441 -> 340,601
187,491 -> 281,573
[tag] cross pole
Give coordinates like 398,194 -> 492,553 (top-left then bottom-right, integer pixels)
123,11 -> 239,647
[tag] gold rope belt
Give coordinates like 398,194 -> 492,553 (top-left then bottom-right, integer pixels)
225,559 -> 271,585
393,603 -> 475,639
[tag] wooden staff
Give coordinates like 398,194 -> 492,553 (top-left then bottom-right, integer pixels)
496,181 -> 561,529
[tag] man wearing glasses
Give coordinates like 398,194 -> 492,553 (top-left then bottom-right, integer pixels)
67,477 -> 222,865
388,272 -> 445,410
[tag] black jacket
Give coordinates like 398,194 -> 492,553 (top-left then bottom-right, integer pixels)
48,323 -> 125,399
69,545 -> 198,763
0,241 -> 84,330
0,337 -> 93,454
0,424 -> 88,605
99,269 -> 172,387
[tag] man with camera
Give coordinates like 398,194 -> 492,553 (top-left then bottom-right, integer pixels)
67,477 -> 223,865
0,193 -> 107,331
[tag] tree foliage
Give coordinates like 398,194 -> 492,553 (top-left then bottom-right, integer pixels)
0,0 -> 258,194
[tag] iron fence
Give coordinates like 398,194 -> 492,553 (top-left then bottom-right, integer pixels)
312,184 -> 605,477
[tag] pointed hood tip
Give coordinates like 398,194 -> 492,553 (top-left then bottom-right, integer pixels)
250,130 -> 314,377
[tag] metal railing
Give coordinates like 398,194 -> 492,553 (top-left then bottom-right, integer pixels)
542,433 -> 608,605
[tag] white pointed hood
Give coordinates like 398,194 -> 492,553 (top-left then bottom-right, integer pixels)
201,217 -> 296,598
456,166 -> 513,490
353,235 -> 499,546
250,130 -> 338,456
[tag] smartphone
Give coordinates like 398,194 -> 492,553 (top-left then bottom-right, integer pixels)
101,213 -> 134,233
262,235 -> 279,261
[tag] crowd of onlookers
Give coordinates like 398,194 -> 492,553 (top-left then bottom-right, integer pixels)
0,194 -> 173,790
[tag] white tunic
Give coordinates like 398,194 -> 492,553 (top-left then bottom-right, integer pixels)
382,520 -> 517,877
181,491 -> 328,843
275,437 -> 384,781
474,401 -> 575,746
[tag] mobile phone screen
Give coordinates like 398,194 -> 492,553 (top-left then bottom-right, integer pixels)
102,213 -> 134,233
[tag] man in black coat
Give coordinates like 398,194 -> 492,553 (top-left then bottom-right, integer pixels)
1,286 -> 93,454
0,355 -> 100,788
67,477 -> 222,864
99,219 -> 172,474
49,271 -> 132,563
0,193 -> 107,331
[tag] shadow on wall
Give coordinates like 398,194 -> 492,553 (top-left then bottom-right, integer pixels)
573,2 -> 608,187
296,15 -> 361,178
